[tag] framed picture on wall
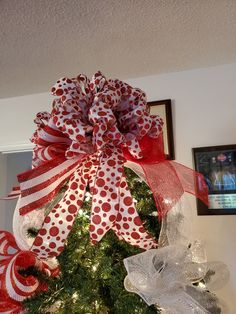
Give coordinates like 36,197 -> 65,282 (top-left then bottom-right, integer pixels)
148,99 -> 175,160
193,144 -> 236,215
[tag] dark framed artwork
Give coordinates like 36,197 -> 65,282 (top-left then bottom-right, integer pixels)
193,144 -> 236,215
148,99 -> 175,160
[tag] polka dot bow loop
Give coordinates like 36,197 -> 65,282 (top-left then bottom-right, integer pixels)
89,75 -> 163,158
51,74 -> 94,159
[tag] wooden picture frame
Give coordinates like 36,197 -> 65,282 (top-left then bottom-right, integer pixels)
193,144 -> 236,215
148,99 -> 175,160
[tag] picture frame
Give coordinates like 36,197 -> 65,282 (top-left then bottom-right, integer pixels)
148,99 -> 175,160
193,144 -> 236,215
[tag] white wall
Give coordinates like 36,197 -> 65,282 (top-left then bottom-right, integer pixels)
0,63 -> 236,310
0,153 -> 7,229
0,93 -> 52,152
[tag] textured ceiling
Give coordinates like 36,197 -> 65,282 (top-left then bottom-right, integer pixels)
1,0 -> 236,98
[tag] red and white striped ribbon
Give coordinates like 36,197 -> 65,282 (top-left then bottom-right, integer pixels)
0,232 -> 38,304
17,157 -> 81,216
0,231 -> 59,311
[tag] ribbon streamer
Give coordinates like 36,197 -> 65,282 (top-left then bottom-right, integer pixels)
1,186 -> 21,200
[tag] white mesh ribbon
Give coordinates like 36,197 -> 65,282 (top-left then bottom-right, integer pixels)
124,243 -> 229,313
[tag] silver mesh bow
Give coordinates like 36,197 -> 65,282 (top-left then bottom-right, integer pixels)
124,243 -> 229,313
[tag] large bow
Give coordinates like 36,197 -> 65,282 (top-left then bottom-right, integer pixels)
12,71 -> 208,260
14,72 -> 164,259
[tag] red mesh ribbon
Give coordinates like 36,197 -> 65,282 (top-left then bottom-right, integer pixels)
124,135 -> 208,220
0,297 -> 24,314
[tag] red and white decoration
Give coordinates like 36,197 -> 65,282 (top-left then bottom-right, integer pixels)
0,231 -> 59,314
0,71 -> 208,313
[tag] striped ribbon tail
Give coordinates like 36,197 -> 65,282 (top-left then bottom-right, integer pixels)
17,156 -> 80,216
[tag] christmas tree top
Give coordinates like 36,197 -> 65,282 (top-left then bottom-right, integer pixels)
0,71 -> 226,314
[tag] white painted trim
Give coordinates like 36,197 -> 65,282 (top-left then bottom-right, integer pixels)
0,143 -> 33,154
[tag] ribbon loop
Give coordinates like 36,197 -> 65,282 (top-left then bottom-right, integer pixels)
0,231 -> 19,260
0,232 -> 39,305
